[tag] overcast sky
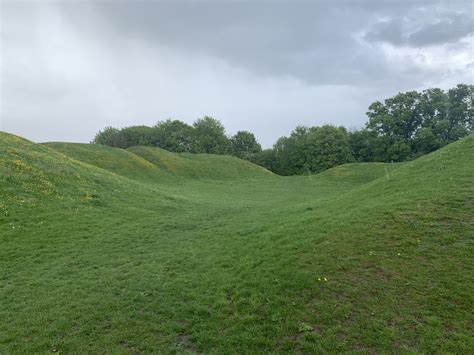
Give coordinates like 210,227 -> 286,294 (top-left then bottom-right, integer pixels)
1,0 -> 473,147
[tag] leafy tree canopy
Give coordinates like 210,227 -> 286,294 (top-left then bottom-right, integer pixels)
230,131 -> 262,159
153,119 -> 194,153
192,116 -> 230,154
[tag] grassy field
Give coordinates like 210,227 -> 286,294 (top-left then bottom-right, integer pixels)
1,131 -> 473,353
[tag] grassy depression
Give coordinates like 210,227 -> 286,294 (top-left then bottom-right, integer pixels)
1,132 -> 473,353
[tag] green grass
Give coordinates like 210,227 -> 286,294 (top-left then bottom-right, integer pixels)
1,131 -> 473,353
128,146 -> 273,181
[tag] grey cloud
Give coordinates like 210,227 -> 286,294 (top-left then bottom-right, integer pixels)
364,19 -> 407,46
81,2 -> 404,85
409,14 -> 473,46
364,11 -> 473,48
91,1 -> 472,85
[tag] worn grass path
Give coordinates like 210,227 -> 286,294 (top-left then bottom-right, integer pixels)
1,132 -> 473,353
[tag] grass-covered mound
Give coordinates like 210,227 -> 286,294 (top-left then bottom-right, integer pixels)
44,141 -> 272,182
128,146 -> 273,181
1,132 -> 473,353
1,133 -> 142,205
44,142 -> 171,182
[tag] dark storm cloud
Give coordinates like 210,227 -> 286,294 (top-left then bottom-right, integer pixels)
365,12 -> 473,47
1,0 -> 473,146
91,1 -> 472,85
89,2 -> 395,85
409,13 -> 474,46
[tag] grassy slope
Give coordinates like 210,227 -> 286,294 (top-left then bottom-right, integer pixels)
128,146 -> 273,181
44,142 -> 172,182
1,132 -> 473,353
44,143 -> 272,182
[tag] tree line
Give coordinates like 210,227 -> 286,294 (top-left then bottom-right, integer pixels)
93,83 -> 472,175
93,116 -> 262,159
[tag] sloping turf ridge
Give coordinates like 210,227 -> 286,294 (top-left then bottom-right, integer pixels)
44,142 -> 171,182
44,142 -> 273,182
1,134 -> 130,201
0,133 -> 179,213
1,131 -> 473,353
128,146 -> 273,180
